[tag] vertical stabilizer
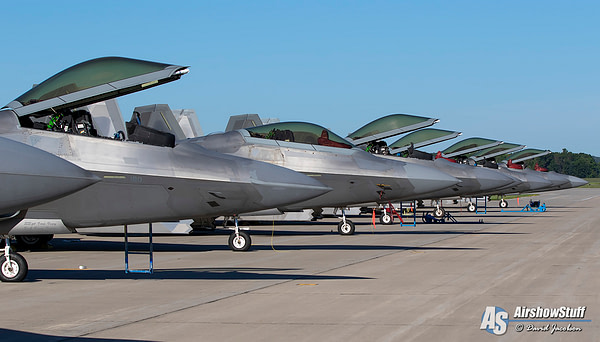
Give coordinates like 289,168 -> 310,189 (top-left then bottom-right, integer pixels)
173,109 -> 203,138
225,114 -> 263,132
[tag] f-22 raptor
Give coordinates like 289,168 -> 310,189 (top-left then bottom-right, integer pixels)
0,57 -> 330,282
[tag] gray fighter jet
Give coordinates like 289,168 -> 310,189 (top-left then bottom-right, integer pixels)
0,57 -> 331,281
430,139 -> 552,210
188,121 -> 460,237
347,118 -> 521,218
377,155 -> 519,218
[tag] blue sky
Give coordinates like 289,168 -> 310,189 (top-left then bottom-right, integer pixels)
2,1 -> 598,155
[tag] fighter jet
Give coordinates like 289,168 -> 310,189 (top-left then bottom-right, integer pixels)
429,138 -> 553,210
488,149 -> 588,206
187,120 -> 460,237
455,147 -> 586,208
0,57 -> 331,282
347,118 -> 520,218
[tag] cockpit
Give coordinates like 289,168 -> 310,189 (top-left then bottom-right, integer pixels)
4,57 -> 189,148
245,122 -> 354,149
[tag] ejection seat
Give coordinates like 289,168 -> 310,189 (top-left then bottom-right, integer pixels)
318,130 -> 352,148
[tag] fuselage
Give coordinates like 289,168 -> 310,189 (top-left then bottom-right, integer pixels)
189,129 -> 460,210
0,112 -> 331,230
376,156 -> 519,200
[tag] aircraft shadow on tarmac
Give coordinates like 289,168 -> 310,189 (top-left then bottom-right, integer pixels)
0,328 -> 147,342
28,237 -> 493,253
250,245 -> 482,252
27,267 -> 372,282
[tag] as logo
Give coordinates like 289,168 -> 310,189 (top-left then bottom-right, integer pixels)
480,306 -> 508,335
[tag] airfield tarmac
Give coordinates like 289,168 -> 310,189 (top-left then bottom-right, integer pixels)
0,188 -> 598,341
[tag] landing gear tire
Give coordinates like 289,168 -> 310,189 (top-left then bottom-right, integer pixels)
228,231 -> 251,252
16,234 -> 53,249
499,200 -> 508,208
0,253 -> 28,282
433,207 -> 445,218
467,203 -> 476,212
379,213 -> 393,225
338,220 -> 355,235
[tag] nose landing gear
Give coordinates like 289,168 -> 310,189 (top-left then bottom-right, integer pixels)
0,237 -> 28,282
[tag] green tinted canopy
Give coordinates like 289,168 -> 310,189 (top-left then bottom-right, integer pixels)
505,148 -> 551,163
442,137 -> 503,158
7,57 -> 189,117
388,128 -> 461,153
470,143 -> 526,161
348,114 -> 438,145
245,122 -> 355,149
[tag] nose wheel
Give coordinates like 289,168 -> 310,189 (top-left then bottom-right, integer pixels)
227,216 -> 252,251
433,206 -> 446,218
379,211 -> 393,225
336,208 -> 355,235
228,231 -> 251,251
337,220 -> 355,235
499,199 -> 508,208
467,202 -> 476,212
1,238 -> 28,282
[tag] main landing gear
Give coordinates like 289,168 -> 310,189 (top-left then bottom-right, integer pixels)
499,199 -> 508,208
467,202 -> 476,212
15,234 -> 54,249
337,208 -> 355,235
0,237 -> 28,282
227,216 -> 252,251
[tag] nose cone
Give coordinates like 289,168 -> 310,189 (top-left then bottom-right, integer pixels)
249,160 -> 331,208
566,175 -> 588,188
403,162 -> 460,195
0,137 -> 100,213
473,167 -> 518,192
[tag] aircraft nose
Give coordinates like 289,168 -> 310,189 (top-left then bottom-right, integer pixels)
474,167 -> 518,192
249,161 -> 332,208
544,172 -> 571,188
567,175 -> 588,188
525,173 -> 553,191
0,137 -> 101,213
403,162 -> 460,195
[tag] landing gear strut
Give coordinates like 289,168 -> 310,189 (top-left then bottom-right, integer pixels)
228,216 -> 251,251
0,237 -> 28,282
337,208 -> 355,235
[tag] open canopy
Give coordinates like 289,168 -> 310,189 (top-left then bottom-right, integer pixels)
388,128 -> 461,154
504,148 -> 551,163
347,114 -> 439,145
245,122 -> 355,149
6,57 -> 189,117
470,142 -> 526,161
441,137 -> 503,158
